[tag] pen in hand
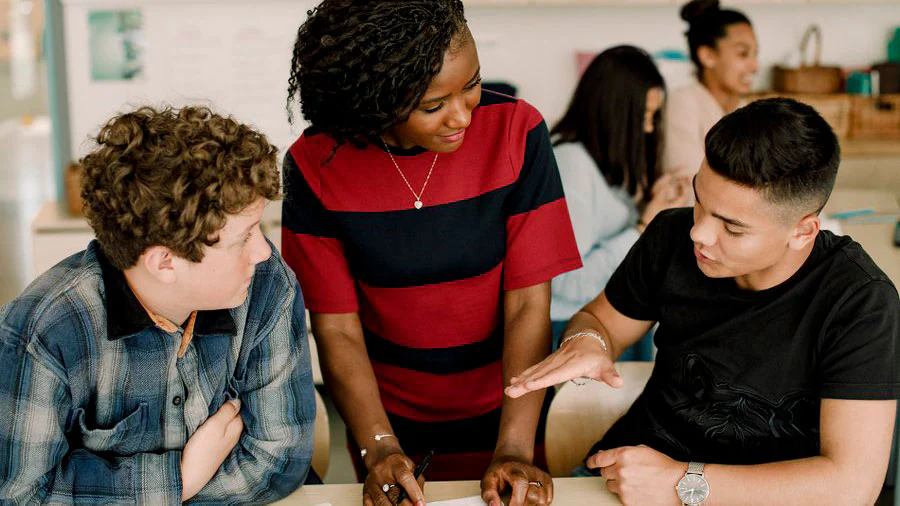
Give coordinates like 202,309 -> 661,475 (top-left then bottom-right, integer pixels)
394,449 -> 434,505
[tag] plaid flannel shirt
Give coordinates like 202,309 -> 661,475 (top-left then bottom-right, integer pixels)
0,241 -> 315,504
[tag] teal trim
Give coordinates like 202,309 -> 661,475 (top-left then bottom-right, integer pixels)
44,0 -> 71,204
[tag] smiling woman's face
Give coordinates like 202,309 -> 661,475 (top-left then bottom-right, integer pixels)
383,32 -> 482,153
702,23 -> 759,96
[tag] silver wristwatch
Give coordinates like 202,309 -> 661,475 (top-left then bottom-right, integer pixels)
676,461 -> 709,505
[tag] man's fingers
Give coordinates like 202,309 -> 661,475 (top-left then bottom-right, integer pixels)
363,492 -> 374,506
605,478 -> 621,496
599,366 -> 624,389
586,448 -> 619,469
509,354 -> 562,389
598,464 -> 619,480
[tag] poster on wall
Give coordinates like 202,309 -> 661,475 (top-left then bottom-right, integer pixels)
88,9 -> 144,81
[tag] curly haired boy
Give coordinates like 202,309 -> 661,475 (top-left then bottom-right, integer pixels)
0,106 -> 316,504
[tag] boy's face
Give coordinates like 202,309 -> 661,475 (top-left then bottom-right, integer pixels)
689,162 -> 807,287
178,198 -> 272,310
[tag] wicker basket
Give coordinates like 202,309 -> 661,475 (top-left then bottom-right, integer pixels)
850,94 -> 900,139
772,26 -> 843,95
750,93 -> 851,138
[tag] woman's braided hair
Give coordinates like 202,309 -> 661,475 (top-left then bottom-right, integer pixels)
286,0 -> 467,147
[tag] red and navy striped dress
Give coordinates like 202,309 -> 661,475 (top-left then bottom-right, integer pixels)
281,90 -> 582,480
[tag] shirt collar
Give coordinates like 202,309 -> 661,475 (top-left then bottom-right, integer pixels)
97,247 -> 237,340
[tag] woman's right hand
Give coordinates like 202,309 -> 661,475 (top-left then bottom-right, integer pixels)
363,445 -> 426,506
641,173 -> 693,227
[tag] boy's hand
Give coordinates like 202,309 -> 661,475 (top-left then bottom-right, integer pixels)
181,398 -> 244,501
505,333 -> 622,398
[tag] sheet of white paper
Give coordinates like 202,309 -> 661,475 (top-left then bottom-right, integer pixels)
428,496 -> 493,506
311,503 -> 333,506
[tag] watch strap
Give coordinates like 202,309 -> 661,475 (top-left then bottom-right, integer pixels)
687,461 -> 705,476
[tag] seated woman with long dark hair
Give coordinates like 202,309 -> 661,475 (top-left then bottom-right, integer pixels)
550,46 -> 691,354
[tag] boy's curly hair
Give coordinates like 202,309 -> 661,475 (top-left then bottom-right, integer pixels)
286,0 -> 467,147
80,106 -> 280,270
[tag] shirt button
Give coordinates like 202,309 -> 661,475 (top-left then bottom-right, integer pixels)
172,396 -> 182,406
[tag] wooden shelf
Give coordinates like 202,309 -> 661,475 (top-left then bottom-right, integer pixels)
841,138 -> 900,157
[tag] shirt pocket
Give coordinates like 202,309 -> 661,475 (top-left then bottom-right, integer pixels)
71,402 -> 148,456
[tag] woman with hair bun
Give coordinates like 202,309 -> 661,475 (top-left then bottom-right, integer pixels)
663,0 -> 758,175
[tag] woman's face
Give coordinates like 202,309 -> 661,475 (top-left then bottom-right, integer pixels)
383,33 -> 482,153
644,87 -> 664,134
702,23 -> 759,96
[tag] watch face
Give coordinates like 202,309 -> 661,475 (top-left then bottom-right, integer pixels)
677,474 -> 709,505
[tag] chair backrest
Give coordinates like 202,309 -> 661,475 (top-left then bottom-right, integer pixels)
312,388 -> 330,479
544,361 -> 654,477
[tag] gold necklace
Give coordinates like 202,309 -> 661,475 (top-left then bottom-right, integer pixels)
382,139 -> 438,210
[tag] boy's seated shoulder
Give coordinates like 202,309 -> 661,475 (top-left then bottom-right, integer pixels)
1,244 -> 105,353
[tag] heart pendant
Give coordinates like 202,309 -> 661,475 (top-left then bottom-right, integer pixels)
414,200 -> 423,209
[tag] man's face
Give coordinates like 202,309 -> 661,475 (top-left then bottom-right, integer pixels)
178,198 -> 272,310
690,162 -> 799,286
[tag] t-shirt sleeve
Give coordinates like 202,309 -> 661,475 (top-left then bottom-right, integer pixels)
281,148 -> 359,313
818,279 -> 900,400
503,107 -> 582,290
602,210 -> 675,322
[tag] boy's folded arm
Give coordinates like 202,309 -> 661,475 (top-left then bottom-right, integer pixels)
0,340 -> 184,504
188,293 -> 317,504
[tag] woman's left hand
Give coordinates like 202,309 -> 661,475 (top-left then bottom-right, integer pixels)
481,454 -> 553,506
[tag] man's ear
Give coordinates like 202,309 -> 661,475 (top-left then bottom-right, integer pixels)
789,213 -> 820,251
140,246 -> 178,284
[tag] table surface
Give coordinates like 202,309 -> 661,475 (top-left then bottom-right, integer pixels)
274,477 -> 619,506
823,189 -> 900,286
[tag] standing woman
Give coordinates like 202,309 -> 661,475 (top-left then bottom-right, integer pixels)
550,46 -> 691,353
663,0 -> 759,174
282,2 -> 581,506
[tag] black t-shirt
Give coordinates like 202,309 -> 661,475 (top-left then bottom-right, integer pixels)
592,208 -> 900,465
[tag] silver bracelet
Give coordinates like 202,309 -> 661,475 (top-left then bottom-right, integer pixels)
561,331 -> 609,386
560,330 -> 609,353
359,433 -> 396,458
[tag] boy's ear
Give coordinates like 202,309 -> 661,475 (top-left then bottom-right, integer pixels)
140,246 -> 178,284
788,213 -> 820,251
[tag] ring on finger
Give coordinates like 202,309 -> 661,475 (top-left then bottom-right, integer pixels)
528,480 -> 543,488
382,483 -> 397,493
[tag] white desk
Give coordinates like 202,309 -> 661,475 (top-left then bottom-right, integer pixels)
275,477 -> 619,506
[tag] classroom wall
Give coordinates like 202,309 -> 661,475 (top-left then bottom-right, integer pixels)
62,0 -> 900,158
468,3 -> 900,125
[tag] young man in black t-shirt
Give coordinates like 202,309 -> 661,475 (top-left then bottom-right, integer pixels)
507,98 -> 899,506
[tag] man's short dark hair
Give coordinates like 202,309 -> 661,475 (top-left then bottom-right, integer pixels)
704,97 -> 840,218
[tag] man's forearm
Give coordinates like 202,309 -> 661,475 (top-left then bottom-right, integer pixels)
703,455 -> 882,506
